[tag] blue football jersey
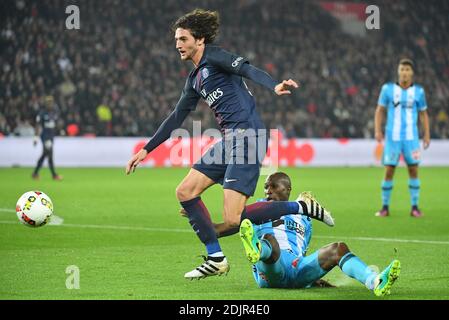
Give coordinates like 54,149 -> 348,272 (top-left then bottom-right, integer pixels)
377,82 -> 427,141
253,199 -> 312,257
186,45 -> 266,133
143,44 -> 277,153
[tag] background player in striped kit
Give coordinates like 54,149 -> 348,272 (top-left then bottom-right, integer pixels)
374,59 -> 430,217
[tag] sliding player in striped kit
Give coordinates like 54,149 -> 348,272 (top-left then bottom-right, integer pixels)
374,59 -> 430,217
239,172 -> 401,297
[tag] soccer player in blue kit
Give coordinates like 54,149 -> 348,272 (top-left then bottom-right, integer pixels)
32,95 -> 62,181
238,172 -> 401,297
374,59 -> 430,217
126,9 -> 334,279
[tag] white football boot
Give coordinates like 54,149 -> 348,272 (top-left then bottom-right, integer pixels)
296,191 -> 335,227
184,256 -> 230,280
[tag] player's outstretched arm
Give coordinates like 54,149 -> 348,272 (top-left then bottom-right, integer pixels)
125,108 -> 191,175
419,110 -> 430,149
125,109 -> 188,175
126,81 -> 199,175
33,114 -> 42,147
374,105 -> 386,143
33,128 -> 40,147
206,47 -> 298,95
238,63 -> 298,95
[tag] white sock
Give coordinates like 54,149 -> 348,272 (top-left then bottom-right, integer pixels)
296,200 -> 305,214
366,273 -> 379,290
209,251 -> 224,258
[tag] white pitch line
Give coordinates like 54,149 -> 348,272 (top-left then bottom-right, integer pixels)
0,219 -> 449,245
313,235 -> 449,246
0,208 -> 64,225
0,220 -> 191,233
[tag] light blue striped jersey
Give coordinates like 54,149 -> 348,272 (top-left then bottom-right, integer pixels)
253,199 -> 312,257
377,82 -> 427,141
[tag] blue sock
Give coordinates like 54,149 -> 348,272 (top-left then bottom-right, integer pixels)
381,180 -> 393,208
259,239 -> 272,261
409,178 -> 420,207
241,201 -> 300,224
339,252 -> 378,290
180,197 -> 223,256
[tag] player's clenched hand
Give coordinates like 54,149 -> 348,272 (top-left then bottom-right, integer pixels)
126,148 -> 148,175
274,79 -> 299,96
375,131 -> 384,143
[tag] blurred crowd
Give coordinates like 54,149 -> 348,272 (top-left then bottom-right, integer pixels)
1,0 -> 448,138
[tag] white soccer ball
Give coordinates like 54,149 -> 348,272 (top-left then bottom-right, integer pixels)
16,191 -> 53,227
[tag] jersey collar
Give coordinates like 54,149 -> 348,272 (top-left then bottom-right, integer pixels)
396,82 -> 414,89
190,45 -> 207,73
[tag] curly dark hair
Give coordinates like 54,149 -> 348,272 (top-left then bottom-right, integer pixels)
172,9 -> 220,44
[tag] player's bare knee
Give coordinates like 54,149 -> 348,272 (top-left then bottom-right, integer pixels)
335,242 -> 350,261
175,184 -> 194,201
175,185 -> 184,201
408,165 -> 418,178
385,166 -> 395,180
336,241 -> 349,253
326,242 -> 338,256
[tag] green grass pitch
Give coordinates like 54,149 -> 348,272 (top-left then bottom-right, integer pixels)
1,167 -> 449,300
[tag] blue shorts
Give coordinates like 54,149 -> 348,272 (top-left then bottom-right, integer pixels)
383,139 -> 421,166
193,130 -> 267,197
252,250 -> 327,289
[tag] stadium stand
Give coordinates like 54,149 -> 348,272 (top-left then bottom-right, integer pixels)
1,0 -> 448,138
